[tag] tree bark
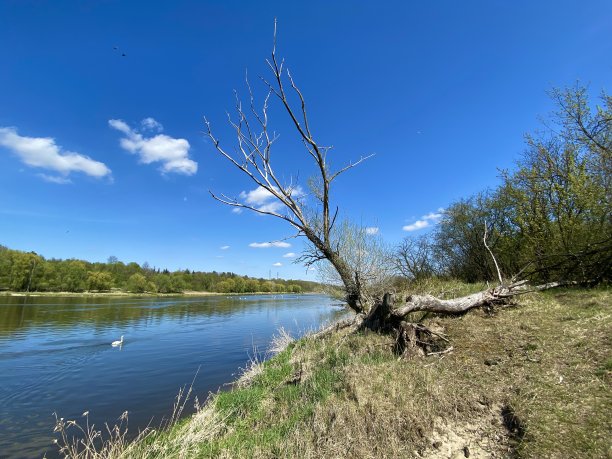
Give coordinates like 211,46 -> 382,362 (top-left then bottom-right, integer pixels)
362,292 -> 395,331
391,281 -> 577,318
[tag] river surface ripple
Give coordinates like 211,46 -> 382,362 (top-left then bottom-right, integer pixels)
0,294 -> 346,458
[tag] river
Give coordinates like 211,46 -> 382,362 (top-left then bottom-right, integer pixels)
0,294 -> 346,458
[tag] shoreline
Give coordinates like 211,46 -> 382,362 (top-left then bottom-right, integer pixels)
43,288 -> 608,458
137,289 -> 612,457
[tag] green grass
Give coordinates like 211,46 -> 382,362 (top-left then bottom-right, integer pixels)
193,342 -> 352,458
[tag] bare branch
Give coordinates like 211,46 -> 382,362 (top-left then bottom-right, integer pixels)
286,69 -> 313,139
208,190 -> 304,231
483,220 -> 504,285
330,154 -> 375,182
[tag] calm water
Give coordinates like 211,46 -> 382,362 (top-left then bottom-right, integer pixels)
0,294 -> 346,459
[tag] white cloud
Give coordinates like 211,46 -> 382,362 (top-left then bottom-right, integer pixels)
220,245 -> 230,250
240,187 -> 282,213
231,208 -> 243,214
109,118 -> 197,175
240,186 -> 276,206
402,220 -> 430,232
141,117 -> 163,132
421,212 -> 442,221
282,252 -> 296,258
402,209 -> 444,232
365,227 -> 379,235
37,173 -> 72,184
108,119 -> 131,134
257,201 -> 284,213
272,262 -> 283,267
238,185 -> 304,214
0,127 -> 111,181
249,241 -> 291,248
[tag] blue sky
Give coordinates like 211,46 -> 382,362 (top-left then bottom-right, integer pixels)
1,1 -> 610,280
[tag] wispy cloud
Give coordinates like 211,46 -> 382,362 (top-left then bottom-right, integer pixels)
141,117 -> 163,132
238,185 -> 304,213
109,118 -> 197,175
0,127 -> 111,182
282,252 -> 296,258
402,209 -> 444,232
272,262 -> 282,267
220,245 -> 230,250
38,173 -> 72,184
421,211 -> 443,220
249,241 -> 291,248
365,227 -> 379,235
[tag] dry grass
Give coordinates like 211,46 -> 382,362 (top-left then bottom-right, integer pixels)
234,346 -> 266,389
51,410 -> 139,459
268,326 -> 295,355
236,327 -> 296,389
50,369 -> 225,459
209,288 -> 609,458
51,287 -> 611,458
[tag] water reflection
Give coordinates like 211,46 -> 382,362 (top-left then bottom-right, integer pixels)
0,294 -> 347,459
0,295 -> 323,336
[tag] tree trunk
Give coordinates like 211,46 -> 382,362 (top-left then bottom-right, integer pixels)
325,252 -> 363,314
304,227 -> 364,314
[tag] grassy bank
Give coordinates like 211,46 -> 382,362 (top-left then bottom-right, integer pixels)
56,287 -> 611,458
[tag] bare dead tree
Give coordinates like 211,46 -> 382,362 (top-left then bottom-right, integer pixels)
207,22 -> 583,356
205,20 -> 372,314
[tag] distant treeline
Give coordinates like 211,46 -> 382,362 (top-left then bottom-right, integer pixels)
0,249 -> 318,294
395,86 -> 611,285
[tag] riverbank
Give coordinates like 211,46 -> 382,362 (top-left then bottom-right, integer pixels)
53,287 -> 611,458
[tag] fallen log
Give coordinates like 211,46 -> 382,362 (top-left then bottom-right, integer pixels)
391,281 -> 579,318
313,280 -> 580,358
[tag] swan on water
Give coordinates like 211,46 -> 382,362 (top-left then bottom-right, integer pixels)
111,335 -> 124,347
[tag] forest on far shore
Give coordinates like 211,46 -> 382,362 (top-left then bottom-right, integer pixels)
0,248 -> 317,294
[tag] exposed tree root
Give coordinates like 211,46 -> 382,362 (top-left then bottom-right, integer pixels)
312,315 -> 364,340
317,281 -> 580,358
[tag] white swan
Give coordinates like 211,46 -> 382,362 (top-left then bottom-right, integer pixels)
111,335 -> 124,347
